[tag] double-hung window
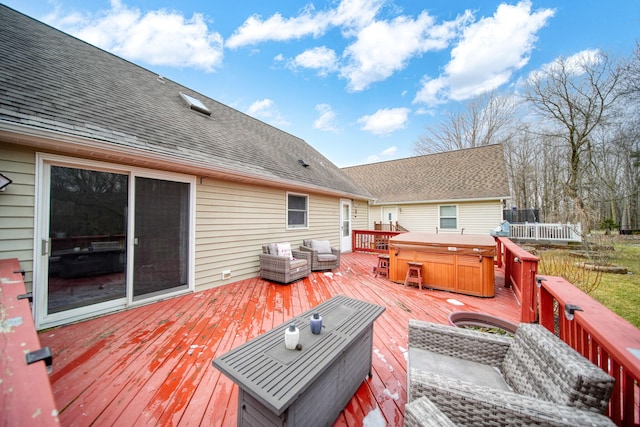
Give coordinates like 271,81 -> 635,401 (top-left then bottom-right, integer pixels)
287,193 -> 308,229
439,205 -> 457,230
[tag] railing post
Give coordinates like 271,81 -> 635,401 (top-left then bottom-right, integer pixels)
537,277 -> 554,332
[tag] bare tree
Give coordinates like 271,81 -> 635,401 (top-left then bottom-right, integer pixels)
414,91 -> 517,155
620,42 -> 640,100
523,51 -> 624,224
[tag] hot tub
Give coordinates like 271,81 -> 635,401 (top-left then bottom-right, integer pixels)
389,232 -> 496,297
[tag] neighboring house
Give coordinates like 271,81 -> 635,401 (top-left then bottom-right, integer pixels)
342,144 -> 511,235
0,6 -> 372,329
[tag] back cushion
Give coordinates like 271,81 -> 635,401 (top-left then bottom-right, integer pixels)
275,242 -> 294,260
501,323 -> 613,413
310,239 -> 332,254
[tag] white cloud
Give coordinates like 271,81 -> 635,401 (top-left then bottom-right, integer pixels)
313,104 -> 338,132
227,0 -> 468,91
313,104 -> 339,132
342,11 -> 472,91
367,146 -> 397,163
532,49 -> 602,80
414,1 -> 554,105
226,0 -> 385,48
381,146 -> 398,156
226,5 -> 332,49
44,0 -> 223,72
357,108 -> 410,135
292,47 -> 338,75
246,99 -> 290,126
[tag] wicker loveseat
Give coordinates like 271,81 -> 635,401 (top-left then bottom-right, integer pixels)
299,239 -> 340,271
259,243 -> 311,284
406,320 -> 615,426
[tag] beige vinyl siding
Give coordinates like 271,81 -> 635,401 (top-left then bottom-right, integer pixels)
380,200 -> 503,234
0,144 -> 36,289
458,201 -> 503,234
367,205 -> 382,229
195,178 -> 344,291
351,199 -> 369,231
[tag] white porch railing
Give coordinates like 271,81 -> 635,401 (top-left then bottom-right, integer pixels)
509,222 -> 582,242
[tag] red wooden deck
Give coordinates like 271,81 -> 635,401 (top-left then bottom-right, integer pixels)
38,252 -> 520,426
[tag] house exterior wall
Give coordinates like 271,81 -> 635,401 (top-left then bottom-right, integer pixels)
367,205 -> 383,229
351,199 -> 369,231
457,201 -> 504,234
371,200 -> 503,235
0,144 -> 358,293
0,144 -> 36,288
195,178 -> 346,290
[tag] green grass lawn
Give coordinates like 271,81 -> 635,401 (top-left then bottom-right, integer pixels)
590,238 -> 640,328
537,236 -> 640,329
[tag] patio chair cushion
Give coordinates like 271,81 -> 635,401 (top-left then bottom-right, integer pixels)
310,239 -> 332,254
275,242 -> 294,260
289,258 -> 308,269
299,240 -> 341,271
501,321 -> 615,412
409,347 -> 510,391
317,253 -> 338,262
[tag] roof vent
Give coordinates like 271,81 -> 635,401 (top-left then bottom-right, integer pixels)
299,159 -> 310,168
180,92 -> 211,116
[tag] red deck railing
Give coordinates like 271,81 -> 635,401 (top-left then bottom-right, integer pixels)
352,229 -> 402,254
0,258 -> 60,426
495,236 -> 539,323
497,237 -> 639,426
537,275 -> 640,426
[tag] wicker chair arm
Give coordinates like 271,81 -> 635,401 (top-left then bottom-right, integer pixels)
259,253 -> 292,267
292,250 -> 310,262
408,369 -> 614,426
409,319 -> 512,365
404,396 -> 456,427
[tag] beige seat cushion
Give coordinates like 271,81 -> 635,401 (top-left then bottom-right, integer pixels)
409,347 -> 511,391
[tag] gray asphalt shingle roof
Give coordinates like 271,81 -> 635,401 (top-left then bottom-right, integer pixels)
0,5 -> 370,199
342,144 -> 510,204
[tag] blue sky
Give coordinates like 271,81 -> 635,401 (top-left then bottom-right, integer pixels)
3,1 -> 639,167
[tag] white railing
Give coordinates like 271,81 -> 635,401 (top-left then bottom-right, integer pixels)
509,222 -> 582,242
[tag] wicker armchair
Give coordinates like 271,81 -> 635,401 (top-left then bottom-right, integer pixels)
405,387 -> 614,426
299,239 -> 340,271
406,320 -> 615,425
259,244 -> 311,284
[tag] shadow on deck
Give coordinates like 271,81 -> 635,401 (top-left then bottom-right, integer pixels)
38,252 -> 520,426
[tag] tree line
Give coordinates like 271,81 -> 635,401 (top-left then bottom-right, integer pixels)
414,43 -> 640,232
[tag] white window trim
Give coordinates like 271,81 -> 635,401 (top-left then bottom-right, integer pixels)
286,191 -> 309,230
438,204 -> 458,231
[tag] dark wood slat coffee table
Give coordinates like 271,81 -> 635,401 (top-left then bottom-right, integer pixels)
212,295 -> 385,427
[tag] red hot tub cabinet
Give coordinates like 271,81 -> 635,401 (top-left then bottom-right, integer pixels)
389,232 -> 496,297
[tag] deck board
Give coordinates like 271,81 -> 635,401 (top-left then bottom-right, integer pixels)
39,252 -> 520,426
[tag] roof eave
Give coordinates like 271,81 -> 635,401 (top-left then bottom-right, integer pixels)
0,122 -> 372,200
370,196 -> 510,205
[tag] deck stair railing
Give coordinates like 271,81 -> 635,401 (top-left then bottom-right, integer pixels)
495,236 -> 539,323
352,229 -> 402,254
373,221 -> 408,232
509,222 -> 582,242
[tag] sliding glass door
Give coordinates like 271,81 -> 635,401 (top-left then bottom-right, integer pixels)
36,155 -> 194,329
133,177 -> 190,300
47,166 -> 128,314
